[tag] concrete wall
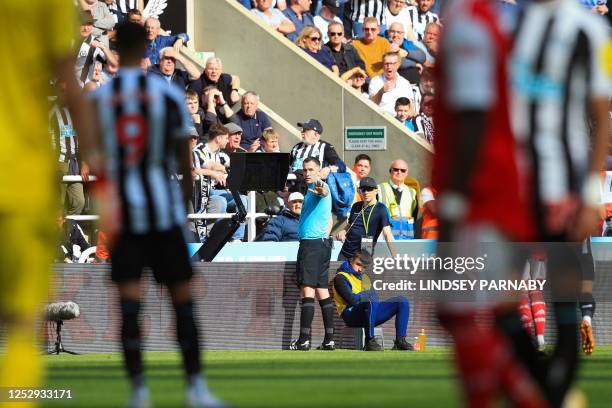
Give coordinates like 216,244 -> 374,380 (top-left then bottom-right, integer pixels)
190,0 -> 433,184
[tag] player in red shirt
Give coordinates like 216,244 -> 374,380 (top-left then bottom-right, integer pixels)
432,0 -> 546,406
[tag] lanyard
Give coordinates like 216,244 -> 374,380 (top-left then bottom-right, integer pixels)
361,203 -> 375,235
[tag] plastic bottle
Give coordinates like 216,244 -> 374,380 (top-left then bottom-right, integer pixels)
418,329 -> 426,351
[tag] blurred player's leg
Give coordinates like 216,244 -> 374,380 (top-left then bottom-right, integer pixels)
117,280 -> 150,408
167,280 -> 230,408
440,310 -> 547,408
0,214 -> 55,408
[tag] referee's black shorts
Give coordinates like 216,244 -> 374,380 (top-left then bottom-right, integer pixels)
111,226 -> 193,285
296,237 -> 332,289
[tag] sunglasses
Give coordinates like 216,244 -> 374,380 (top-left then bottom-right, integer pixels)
391,168 -> 407,173
329,32 -> 343,37
360,187 -> 376,192
309,36 -> 321,42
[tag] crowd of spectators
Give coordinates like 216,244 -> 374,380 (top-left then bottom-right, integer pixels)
242,0 -> 442,144
50,0 -> 610,258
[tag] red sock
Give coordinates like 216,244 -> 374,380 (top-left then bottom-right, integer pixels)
518,293 -> 534,336
530,288 -> 546,337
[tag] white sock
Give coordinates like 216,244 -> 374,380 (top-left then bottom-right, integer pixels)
583,315 -> 592,326
189,374 -> 208,391
537,334 -> 545,346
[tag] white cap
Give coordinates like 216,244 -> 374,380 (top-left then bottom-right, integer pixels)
421,187 -> 435,204
288,192 -> 304,202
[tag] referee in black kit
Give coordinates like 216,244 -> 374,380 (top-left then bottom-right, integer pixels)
88,23 -> 231,408
290,157 -> 337,351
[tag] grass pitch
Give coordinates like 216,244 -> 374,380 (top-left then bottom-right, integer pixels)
41,347 -> 612,408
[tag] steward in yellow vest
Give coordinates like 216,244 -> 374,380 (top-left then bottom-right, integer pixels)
332,250 -> 413,351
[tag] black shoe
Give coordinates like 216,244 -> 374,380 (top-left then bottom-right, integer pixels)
392,337 -> 414,351
365,337 -> 383,351
289,338 -> 311,351
317,340 -> 336,351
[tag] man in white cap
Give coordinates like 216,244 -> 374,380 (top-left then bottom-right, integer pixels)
261,192 -> 303,242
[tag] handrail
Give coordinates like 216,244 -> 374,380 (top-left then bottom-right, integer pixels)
63,190 -> 272,242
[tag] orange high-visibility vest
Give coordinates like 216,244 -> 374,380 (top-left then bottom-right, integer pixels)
421,187 -> 438,239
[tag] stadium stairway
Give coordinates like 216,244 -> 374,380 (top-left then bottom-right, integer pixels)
184,0 -> 433,184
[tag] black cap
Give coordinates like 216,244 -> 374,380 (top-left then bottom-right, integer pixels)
297,119 -> 323,134
359,177 -> 377,189
322,0 -> 340,14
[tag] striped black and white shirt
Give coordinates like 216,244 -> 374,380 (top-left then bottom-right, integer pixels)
412,113 -> 434,144
290,140 -> 341,172
49,103 -> 77,163
511,0 -> 610,204
92,68 -> 192,234
406,6 -> 439,41
349,0 -> 387,26
191,142 -> 230,210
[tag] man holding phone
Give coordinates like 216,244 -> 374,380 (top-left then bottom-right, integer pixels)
290,157 -> 336,351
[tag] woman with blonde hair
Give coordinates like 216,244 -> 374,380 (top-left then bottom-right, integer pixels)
295,26 -> 339,75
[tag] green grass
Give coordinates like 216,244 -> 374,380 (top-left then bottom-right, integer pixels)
40,347 -> 612,408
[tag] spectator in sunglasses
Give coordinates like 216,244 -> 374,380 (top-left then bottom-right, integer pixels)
335,177 -> 396,261
314,0 -> 343,43
352,17 -> 393,78
377,159 -> 419,239
296,26 -> 339,75
324,22 -> 365,76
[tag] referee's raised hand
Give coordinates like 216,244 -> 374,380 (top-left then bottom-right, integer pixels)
309,179 -> 328,196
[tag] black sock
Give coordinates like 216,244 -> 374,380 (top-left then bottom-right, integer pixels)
494,308 -> 547,389
580,292 -> 596,320
299,297 -> 315,342
319,298 -> 335,343
120,298 -> 143,381
174,300 -> 201,376
547,302 -> 580,408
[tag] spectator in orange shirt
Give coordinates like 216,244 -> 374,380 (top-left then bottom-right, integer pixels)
351,17 -> 393,78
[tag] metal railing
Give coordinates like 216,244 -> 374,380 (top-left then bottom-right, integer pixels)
61,176 -> 275,242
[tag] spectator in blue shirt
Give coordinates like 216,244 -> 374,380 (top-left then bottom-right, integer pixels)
395,97 -> 417,132
296,26 -> 339,75
283,0 -> 316,41
146,47 -> 200,89
231,91 -> 273,150
143,17 -> 189,65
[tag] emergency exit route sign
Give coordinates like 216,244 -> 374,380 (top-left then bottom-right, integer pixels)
345,126 -> 387,150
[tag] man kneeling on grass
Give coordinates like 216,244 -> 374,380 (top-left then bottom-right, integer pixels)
333,249 -> 413,351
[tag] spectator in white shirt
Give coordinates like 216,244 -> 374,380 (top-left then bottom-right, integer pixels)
384,0 -> 417,41
368,52 -> 415,116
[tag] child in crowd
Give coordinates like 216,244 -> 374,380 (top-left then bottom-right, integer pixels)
261,129 -> 281,152
395,97 -> 416,132
185,89 -> 205,140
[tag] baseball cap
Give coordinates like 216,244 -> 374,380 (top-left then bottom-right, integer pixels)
297,119 -> 323,134
225,122 -> 243,135
359,177 -> 377,190
322,0 -> 340,14
288,192 -> 304,202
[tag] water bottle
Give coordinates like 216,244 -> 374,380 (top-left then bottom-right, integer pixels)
418,329 -> 426,351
